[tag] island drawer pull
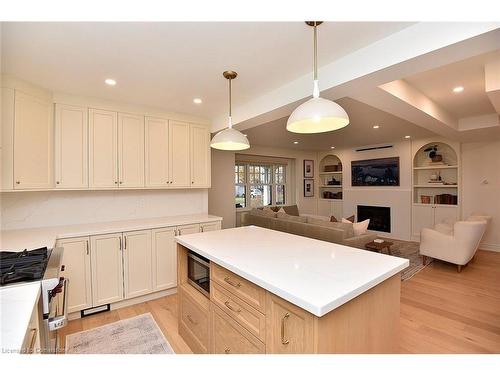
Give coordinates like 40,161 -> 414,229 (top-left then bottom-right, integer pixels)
224,277 -> 241,288
186,314 -> 197,325
224,300 -> 242,313
28,328 -> 38,353
281,312 -> 290,345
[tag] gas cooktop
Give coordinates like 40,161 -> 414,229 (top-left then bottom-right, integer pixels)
0,247 -> 51,285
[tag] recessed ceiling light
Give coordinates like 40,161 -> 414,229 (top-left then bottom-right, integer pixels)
193,98 -> 202,104
293,141 -> 299,144
330,146 -> 335,149
373,125 -> 380,129
104,78 -> 117,86
404,135 -> 411,139
453,86 -> 464,93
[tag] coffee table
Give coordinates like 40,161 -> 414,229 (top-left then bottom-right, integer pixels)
365,240 -> 393,255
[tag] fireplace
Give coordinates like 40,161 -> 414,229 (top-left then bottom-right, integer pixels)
357,205 -> 391,233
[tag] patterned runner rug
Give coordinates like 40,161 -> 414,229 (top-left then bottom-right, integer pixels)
379,238 -> 432,281
65,313 -> 174,354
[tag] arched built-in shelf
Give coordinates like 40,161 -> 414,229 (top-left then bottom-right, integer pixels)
318,154 -> 343,201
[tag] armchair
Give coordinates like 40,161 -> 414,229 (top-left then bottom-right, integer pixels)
419,220 -> 487,272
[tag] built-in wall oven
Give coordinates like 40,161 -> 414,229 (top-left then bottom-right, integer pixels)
187,251 -> 210,297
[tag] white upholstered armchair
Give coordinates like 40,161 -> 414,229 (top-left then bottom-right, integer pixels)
419,219 -> 487,272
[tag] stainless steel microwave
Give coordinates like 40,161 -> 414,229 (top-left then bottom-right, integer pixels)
187,251 -> 210,297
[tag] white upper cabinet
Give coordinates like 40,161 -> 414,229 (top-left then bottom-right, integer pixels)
118,113 -> 145,188
55,104 -> 88,189
13,91 -> 54,189
169,121 -> 191,187
145,117 -> 169,188
89,109 -> 118,188
190,124 -> 211,188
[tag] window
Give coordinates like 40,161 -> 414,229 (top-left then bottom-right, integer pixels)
235,162 -> 288,209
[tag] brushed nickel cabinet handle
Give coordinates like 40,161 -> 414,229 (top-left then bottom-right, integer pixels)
124,236 -> 127,250
56,181 -> 60,184
281,312 -> 290,345
119,237 -> 122,251
16,181 -> 20,184
114,181 -> 118,184
224,300 -> 242,313
86,240 -> 89,255
186,314 -> 197,325
224,277 -> 241,288
201,226 -> 204,232
178,229 -> 182,235
119,181 -> 123,184
224,348 -> 231,354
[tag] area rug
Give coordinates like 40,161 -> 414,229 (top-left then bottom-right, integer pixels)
65,313 -> 174,354
378,238 -> 432,281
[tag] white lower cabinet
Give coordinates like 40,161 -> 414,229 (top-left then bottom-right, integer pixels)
152,227 -> 177,291
57,236 -> 92,313
90,233 -> 124,306
412,204 -> 459,238
57,221 -> 220,313
123,230 -> 153,299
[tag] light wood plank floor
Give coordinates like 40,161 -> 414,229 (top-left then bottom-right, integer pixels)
59,250 -> 500,354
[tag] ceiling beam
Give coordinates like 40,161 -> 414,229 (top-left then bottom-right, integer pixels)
485,59 -> 500,113
212,23 -> 500,133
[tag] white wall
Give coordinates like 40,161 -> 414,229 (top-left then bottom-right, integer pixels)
1,189 -> 208,230
462,141 -> 500,251
318,141 -> 413,240
208,149 -> 236,229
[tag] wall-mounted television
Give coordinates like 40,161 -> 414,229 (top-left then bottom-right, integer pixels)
351,157 -> 400,186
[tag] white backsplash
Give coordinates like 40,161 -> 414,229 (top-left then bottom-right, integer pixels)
0,189 -> 208,230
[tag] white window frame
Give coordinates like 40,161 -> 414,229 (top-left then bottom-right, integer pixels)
235,161 -> 288,210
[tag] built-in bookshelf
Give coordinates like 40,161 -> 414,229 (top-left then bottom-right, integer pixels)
318,155 -> 343,201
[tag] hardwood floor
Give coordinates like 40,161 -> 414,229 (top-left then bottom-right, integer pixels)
59,250 -> 500,354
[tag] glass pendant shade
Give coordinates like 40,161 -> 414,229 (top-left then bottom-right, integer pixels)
210,126 -> 250,151
286,96 -> 349,134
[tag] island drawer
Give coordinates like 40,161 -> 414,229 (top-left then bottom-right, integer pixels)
211,281 -> 266,342
179,287 -> 209,353
211,263 -> 266,313
211,304 -> 265,354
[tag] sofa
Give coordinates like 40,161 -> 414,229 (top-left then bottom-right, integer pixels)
240,205 -> 377,249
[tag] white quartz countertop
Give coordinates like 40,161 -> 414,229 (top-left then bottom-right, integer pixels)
176,226 -> 409,317
0,214 -> 222,251
0,282 -> 40,353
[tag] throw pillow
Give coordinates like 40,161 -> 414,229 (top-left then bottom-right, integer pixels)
251,208 -> 276,218
282,205 -> 300,216
342,215 -> 355,223
262,206 -> 274,213
277,207 -> 286,213
330,215 -> 338,222
341,218 -> 369,236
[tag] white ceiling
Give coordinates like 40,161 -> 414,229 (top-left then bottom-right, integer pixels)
404,50 -> 500,119
1,22 -> 413,120
242,97 -> 436,151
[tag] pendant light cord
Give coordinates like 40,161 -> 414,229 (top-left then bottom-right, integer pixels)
228,76 -> 232,128
313,23 -> 318,81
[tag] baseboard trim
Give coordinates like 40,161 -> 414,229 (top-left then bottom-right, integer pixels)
480,243 -> 500,252
68,287 -> 177,321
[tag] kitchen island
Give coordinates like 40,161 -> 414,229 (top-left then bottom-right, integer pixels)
175,225 -> 409,354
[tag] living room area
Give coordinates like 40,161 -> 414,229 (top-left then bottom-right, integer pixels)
208,30 -> 500,353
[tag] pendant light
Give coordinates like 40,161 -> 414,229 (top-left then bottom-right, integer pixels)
210,70 -> 250,151
287,22 -> 349,134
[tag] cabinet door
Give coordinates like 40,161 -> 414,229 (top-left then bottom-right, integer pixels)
13,91 -> 53,189
57,237 -> 92,313
90,233 -> 124,306
54,104 -> 88,189
118,113 -> 145,188
145,117 -> 169,188
200,221 -> 221,232
434,205 -> 459,226
89,109 -> 118,188
190,124 -> 210,188
265,293 -> 315,354
412,205 -> 435,238
123,230 -> 152,299
169,121 -> 190,187
177,223 -> 200,236
152,227 -> 176,291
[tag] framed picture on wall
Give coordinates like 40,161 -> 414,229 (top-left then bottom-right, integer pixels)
303,160 -> 314,178
304,179 -> 314,197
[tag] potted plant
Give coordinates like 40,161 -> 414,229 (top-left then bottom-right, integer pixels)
424,145 -> 443,163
